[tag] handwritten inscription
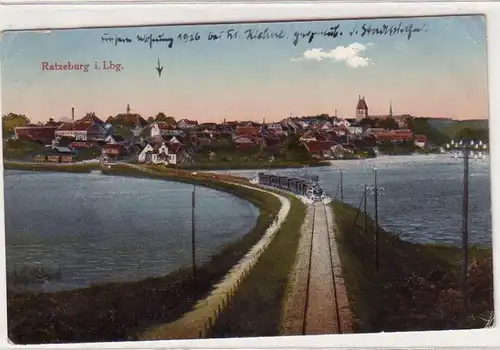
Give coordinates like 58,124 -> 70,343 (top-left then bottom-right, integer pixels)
41,61 -> 123,72
350,22 -> 427,40
99,21 -> 428,49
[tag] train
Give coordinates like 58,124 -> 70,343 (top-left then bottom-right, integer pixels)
257,172 -> 327,202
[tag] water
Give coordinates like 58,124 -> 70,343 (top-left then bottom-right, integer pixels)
216,154 -> 492,246
4,170 -> 259,292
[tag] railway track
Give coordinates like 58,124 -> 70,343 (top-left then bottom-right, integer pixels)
301,202 -> 342,335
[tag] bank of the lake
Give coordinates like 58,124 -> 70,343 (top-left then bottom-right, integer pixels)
177,159 -> 329,171
332,200 -> 493,333
7,164 -> 282,344
4,160 -> 100,173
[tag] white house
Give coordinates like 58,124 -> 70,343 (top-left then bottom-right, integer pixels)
177,119 -> 198,129
138,142 -> 178,165
267,123 -> 284,135
150,122 -> 183,138
348,125 -> 363,135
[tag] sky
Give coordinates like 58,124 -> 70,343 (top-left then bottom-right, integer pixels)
0,15 -> 489,123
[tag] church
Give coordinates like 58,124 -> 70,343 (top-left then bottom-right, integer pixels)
355,95 -> 410,128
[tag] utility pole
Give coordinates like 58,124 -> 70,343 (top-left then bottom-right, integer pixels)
340,170 -> 344,202
374,169 -> 379,272
364,184 -> 367,235
192,185 -> 196,280
461,145 -> 470,327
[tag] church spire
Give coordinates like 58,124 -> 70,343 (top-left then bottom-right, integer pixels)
389,100 -> 393,116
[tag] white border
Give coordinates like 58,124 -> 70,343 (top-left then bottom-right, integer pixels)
0,1 -> 498,348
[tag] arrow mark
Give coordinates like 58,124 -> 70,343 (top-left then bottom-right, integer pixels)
156,58 -> 164,77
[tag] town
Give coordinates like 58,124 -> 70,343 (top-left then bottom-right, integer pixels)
2,95 -> 483,169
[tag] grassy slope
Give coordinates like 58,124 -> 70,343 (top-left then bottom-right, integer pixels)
209,195 -> 306,337
7,165 -> 281,344
332,200 -> 492,333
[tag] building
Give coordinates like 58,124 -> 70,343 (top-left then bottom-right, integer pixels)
177,119 -> 199,129
356,96 -> 369,121
414,134 -> 427,148
150,122 -> 183,137
138,142 -> 179,165
55,113 -> 110,142
13,126 -> 58,145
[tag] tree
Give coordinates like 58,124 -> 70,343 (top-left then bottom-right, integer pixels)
376,117 -> 399,130
283,134 -> 309,159
407,117 -> 450,146
155,113 -> 167,122
147,116 -> 154,123
2,113 -> 30,135
165,116 -> 176,125
359,118 -> 377,128
454,127 -> 488,144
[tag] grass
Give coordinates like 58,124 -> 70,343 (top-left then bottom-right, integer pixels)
331,200 -> 492,333
209,195 -> 306,337
7,164 -> 282,344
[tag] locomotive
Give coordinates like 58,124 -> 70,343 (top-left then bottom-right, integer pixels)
257,172 -> 327,202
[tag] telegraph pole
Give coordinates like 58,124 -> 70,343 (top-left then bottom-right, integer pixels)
364,184 -> 367,235
374,168 -> 379,272
192,185 -> 196,280
340,170 -> 344,202
461,145 -> 470,327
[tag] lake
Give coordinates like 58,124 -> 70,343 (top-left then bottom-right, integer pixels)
4,170 -> 259,292
217,154 -> 492,246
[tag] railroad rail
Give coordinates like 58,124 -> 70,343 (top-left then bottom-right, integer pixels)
301,202 -> 342,335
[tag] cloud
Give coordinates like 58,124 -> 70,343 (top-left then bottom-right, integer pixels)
291,43 -> 374,68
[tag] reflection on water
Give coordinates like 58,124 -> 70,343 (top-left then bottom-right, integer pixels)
4,171 -> 258,292
221,154 -> 491,246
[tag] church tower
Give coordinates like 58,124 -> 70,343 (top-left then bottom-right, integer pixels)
389,100 -> 393,117
356,95 -> 368,121
126,104 -> 131,114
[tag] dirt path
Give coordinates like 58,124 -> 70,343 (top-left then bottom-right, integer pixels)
128,165 -> 291,340
280,202 -> 314,335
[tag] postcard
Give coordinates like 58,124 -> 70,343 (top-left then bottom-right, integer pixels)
1,14 -> 492,345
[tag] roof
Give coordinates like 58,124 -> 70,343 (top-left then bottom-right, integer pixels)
304,141 -> 335,153
155,122 -> 177,130
235,126 -> 260,137
53,146 -> 73,153
178,119 -> 198,125
79,114 -> 105,125
414,134 -> 427,142
57,121 -> 94,132
108,134 -> 125,141
376,132 -> 413,142
356,96 -> 368,110
14,126 -> 58,140
392,129 -> 413,134
169,143 -> 183,154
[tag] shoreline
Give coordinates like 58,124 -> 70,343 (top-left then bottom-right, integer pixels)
7,164 -> 284,344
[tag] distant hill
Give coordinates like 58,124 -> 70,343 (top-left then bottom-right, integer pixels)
427,118 -> 489,138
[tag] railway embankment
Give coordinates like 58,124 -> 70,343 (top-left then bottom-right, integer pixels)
332,200 -> 493,333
